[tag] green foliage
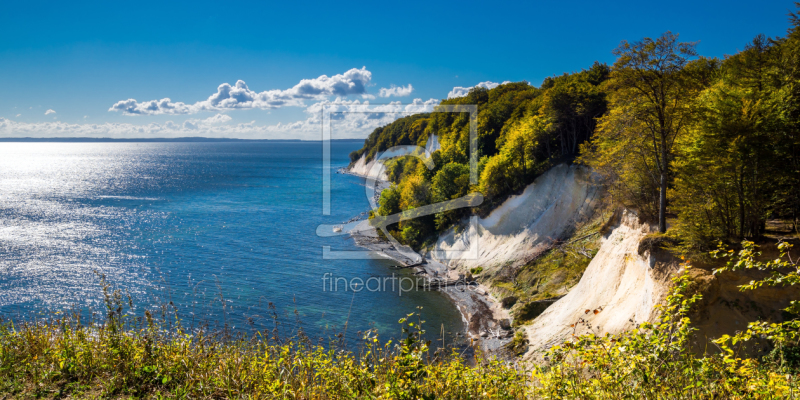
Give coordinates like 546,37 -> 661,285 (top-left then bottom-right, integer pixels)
582,13 -> 800,245
431,163 -> 470,203
711,240 -> 800,375
508,330 -> 528,355
377,185 -> 401,217
672,35 -> 784,246
479,114 -> 552,200
350,114 -> 430,163
354,5 -> 800,252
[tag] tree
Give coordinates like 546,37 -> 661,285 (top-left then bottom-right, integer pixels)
672,34 -> 784,244
585,32 -> 699,232
543,75 -> 607,155
377,186 -> 401,217
399,175 -> 430,210
431,163 -> 470,203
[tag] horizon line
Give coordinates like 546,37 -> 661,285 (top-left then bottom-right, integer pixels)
0,137 -> 366,143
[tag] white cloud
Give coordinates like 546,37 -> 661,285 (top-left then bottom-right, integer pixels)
45,109 -> 56,115
379,84 -> 413,98
83,116 -> 88,119
201,114 -> 232,124
15,114 -> 21,117
447,81 -> 512,99
109,67 -> 374,116
281,97 -> 440,134
0,98 -> 440,140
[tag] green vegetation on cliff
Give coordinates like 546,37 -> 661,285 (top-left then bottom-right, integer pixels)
355,67 -> 609,248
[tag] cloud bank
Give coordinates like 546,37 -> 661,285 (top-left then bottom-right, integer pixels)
1,98 -> 440,140
109,67 -> 374,115
447,81 -> 511,99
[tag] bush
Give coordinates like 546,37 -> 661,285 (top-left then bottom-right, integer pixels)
501,295 -> 518,308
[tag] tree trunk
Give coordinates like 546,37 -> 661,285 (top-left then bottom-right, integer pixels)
737,166 -> 745,239
659,171 -> 667,233
658,130 -> 668,233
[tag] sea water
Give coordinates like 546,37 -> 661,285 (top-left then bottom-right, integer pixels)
0,141 -> 465,343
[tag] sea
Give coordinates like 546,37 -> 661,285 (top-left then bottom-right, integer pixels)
0,141 -> 465,343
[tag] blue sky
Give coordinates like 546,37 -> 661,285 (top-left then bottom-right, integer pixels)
0,0 -> 793,139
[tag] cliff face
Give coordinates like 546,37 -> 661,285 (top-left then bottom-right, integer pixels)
347,134 -> 441,182
516,208 -> 798,360
423,162 -> 791,360
520,209 -> 680,360
348,155 -> 388,181
431,163 -> 601,273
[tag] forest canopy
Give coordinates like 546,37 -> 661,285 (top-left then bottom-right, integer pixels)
350,15 -> 800,251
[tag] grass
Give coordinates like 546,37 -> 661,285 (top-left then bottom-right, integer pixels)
0,315 -> 524,399
0,275 -> 530,399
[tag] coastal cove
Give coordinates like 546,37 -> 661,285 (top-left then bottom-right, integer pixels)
0,141 -> 465,345
338,164 -> 516,356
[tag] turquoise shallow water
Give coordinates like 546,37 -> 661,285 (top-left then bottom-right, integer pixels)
0,141 -> 464,342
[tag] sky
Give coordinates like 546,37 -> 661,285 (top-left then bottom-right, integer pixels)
0,0 -> 793,139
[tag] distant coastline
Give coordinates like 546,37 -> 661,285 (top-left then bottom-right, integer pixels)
0,137 -> 365,143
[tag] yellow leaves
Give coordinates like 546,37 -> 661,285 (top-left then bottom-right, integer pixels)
399,175 -> 430,210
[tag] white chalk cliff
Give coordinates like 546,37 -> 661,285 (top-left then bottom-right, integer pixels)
520,209 -> 678,359
432,164 -> 601,272
429,164 -> 686,358
348,155 -> 388,181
